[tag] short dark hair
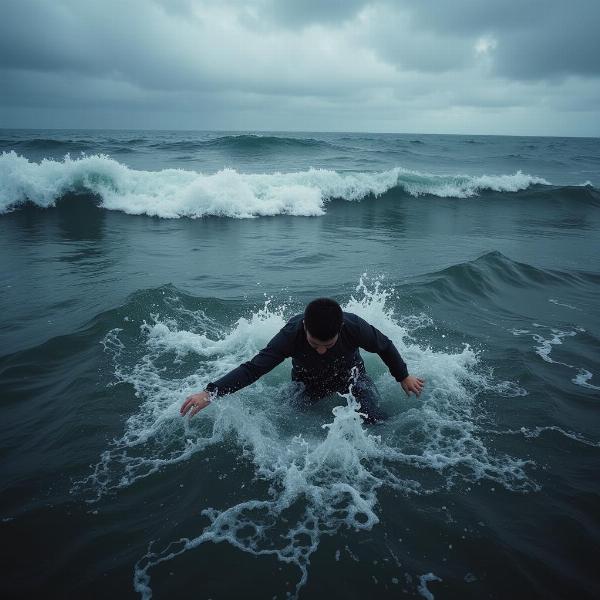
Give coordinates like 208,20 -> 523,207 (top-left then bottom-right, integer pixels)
304,298 -> 343,341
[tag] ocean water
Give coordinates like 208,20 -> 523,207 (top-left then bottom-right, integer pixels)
0,130 -> 599,599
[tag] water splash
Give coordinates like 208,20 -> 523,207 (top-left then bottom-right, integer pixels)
73,278 -> 537,598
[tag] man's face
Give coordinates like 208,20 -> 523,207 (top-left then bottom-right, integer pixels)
304,323 -> 339,355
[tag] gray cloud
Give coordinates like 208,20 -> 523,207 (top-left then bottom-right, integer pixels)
0,0 -> 599,135
259,0 -> 368,27
353,4 -> 473,74
399,0 -> 600,79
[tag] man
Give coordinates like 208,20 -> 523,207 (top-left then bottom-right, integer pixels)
180,298 -> 425,424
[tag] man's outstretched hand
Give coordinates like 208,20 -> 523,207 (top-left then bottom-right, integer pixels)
401,375 -> 425,397
180,390 -> 211,418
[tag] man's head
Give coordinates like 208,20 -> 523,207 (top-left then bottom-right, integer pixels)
303,298 -> 343,354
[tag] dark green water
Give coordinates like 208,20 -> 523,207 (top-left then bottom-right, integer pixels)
1,131 -> 599,599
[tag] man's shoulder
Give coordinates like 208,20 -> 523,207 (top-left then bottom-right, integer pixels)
340,312 -> 371,338
286,313 -> 304,327
280,313 -> 304,335
342,311 -> 366,326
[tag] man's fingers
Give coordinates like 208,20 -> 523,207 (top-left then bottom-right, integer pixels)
181,392 -> 211,416
189,404 -> 203,418
181,396 -> 197,415
180,397 -> 192,415
188,398 -> 211,418
407,382 -> 424,396
402,378 -> 427,397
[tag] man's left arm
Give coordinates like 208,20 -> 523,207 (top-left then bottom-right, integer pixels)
353,316 -> 424,396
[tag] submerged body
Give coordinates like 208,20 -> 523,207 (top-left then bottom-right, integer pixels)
181,302 -> 424,422
207,312 -> 407,394
205,312 -> 410,423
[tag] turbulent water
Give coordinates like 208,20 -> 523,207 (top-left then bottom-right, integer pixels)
1,129 -> 599,600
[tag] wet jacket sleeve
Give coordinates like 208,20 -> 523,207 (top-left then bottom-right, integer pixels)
205,324 -> 294,397
352,315 -> 409,382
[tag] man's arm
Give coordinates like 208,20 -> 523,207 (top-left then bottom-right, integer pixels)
181,320 -> 296,417
348,314 -> 424,396
205,328 -> 292,397
350,314 -> 409,382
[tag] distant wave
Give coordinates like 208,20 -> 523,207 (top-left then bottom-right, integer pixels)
0,151 -> 566,219
422,251 -> 600,300
0,137 -> 147,155
0,138 -> 96,152
148,134 -> 343,153
439,251 -> 565,286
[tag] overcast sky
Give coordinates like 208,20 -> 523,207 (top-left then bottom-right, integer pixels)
1,0 -> 599,135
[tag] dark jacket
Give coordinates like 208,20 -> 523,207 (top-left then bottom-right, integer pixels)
205,312 -> 409,397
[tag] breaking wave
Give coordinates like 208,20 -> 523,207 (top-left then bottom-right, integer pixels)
0,151 -> 554,218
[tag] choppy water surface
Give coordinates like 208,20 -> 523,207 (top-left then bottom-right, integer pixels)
1,130 -> 599,599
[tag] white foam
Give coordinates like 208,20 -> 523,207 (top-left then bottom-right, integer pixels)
492,380 -> 529,397
397,170 -> 549,198
532,327 -> 577,365
516,425 -> 600,447
549,298 -> 580,310
417,572 -> 442,600
495,425 -> 600,448
1,151 -> 549,218
573,369 -> 600,391
74,279 -> 537,598
511,324 -> 597,390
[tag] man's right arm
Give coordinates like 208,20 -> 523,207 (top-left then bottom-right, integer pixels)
181,320 -> 296,417
205,328 -> 293,397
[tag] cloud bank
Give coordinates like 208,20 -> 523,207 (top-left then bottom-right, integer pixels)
1,0 -> 599,135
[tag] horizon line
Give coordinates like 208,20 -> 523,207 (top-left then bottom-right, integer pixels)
0,126 -> 598,140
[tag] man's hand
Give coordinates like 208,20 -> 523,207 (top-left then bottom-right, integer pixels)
180,390 -> 211,418
401,375 -> 425,397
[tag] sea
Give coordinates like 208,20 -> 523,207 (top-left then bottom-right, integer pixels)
1,129 -> 599,599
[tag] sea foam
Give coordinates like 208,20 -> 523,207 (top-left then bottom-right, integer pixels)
0,151 -> 550,218
511,324 -> 599,390
73,277 -> 536,598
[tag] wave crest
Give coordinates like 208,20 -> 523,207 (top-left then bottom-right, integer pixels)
149,134 -> 338,152
1,151 -> 551,218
